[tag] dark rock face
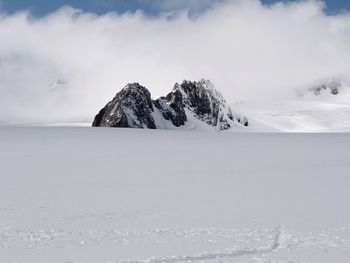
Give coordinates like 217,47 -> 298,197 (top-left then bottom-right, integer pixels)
154,89 -> 187,127
93,80 -> 248,131
92,83 -> 156,129
177,81 -> 219,125
172,80 -> 248,128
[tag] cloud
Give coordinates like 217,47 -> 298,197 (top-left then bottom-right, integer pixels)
1,0 -> 350,123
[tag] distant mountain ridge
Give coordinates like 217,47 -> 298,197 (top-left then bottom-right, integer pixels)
234,77 -> 350,132
297,77 -> 349,97
92,79 -> 248,131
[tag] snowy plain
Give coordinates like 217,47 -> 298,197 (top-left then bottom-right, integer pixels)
0,126 -> 350,263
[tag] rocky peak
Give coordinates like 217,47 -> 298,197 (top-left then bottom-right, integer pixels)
92,83 -> 156,129
93,80 -> 248,131
173,79 -> 229,127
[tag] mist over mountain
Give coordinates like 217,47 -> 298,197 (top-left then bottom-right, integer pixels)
1,1 -> 350,123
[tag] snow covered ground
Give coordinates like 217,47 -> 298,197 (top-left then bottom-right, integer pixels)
234,86 -> 350,132
235,100 -> 350,132
0,126 -> 350,262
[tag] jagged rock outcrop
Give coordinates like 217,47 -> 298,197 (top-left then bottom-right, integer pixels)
93,80 -> 248,131
171,80 -> 248,129
92,83 -> 156,129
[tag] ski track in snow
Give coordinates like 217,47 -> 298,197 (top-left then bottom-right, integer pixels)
117,226 -> 283,263
1,224 -> 350,262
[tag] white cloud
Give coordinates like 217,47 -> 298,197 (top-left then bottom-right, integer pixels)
1,0 -> 350,123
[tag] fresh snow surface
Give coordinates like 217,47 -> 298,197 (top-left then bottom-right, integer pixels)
0,127 -> 350,263
234,86 -> 350,132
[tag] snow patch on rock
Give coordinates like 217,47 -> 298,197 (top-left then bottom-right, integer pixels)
93,80 -> 248,131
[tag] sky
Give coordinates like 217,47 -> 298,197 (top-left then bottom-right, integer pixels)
1,0 -> 350,16
1,0 -> 350,123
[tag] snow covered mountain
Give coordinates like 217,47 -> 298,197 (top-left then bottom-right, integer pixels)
92,79 -> 248,131
235,77 -> 350,132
